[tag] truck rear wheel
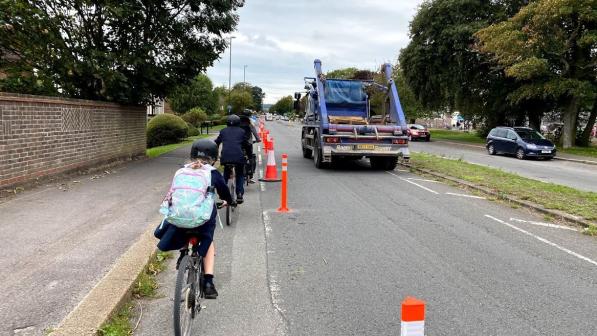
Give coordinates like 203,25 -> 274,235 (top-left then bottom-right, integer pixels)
313,141 -> 326,169
302,146 -> 312,159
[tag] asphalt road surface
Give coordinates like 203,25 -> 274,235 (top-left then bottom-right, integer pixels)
137,121 -> 597,335
410,140 -> 597,193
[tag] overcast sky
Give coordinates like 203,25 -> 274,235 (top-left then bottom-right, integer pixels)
206,0 -> 425,104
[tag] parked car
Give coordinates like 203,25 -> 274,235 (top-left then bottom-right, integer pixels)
486,126 -> 556,160
265,114 -> 274,121
281,116 -> 289,121
407,124 -> 430,141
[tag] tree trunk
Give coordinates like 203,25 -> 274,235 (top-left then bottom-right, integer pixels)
577,99 -> 597,147
561,96 -> 579,148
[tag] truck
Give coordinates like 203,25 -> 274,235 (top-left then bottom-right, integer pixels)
298,59 -> 410,170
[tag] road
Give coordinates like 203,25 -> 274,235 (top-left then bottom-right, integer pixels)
137,121 -> 597,335
410,140 -> 597,192
0,145 -> 195,335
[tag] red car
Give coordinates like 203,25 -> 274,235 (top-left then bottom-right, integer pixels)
407,124 -> 430,141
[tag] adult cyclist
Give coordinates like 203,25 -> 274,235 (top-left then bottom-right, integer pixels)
240,110 -> 261,183
215,115 -> 247,203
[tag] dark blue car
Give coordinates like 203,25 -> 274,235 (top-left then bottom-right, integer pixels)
486,127 -> 556,160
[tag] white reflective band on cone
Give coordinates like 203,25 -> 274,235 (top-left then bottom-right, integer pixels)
401,321 -> 424,336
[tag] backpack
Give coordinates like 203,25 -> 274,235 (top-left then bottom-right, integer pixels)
159,164 -> 215,229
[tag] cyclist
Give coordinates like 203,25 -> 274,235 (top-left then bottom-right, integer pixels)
154,139 -> 232,299
215,114 -> 247,203
240,110 -> 261,183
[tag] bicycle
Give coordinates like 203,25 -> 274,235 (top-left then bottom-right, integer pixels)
173,235 -> 204,336
223,164 -> 239,226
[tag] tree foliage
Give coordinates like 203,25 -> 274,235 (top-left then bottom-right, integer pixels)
0,0 -> 244,104
399,0 -> 530,134
229,89 -> 253,114
270,96 -> 293,115
475,0 -> 597,147
169,74 -> 217,114
182,107 -> 208,127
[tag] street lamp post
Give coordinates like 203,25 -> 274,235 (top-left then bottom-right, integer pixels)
228,36 -> 236,114
243,65 -> 248,84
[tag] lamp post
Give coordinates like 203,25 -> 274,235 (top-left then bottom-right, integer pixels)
228,36 -> 236,114
243,65 -> 248,84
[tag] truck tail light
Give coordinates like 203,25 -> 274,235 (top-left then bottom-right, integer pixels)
325,137 -> 340,143
392,139 -> 407,144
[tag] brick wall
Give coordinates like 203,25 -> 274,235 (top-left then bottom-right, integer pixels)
0,93 -> 146,188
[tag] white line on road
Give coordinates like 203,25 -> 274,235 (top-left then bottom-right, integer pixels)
509,218 -> 579,231
485,215 -> 597,267
408,177 -> 443,183
386,172 -> 439,194
258,153 -> 262,166
260,182 -> 266,192
446,192 -> 486,199
396,169 -> 409,172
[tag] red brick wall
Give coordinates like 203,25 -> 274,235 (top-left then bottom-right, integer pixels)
0,93 -> 146,188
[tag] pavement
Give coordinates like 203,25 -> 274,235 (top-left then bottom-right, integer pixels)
0,138 -> 209,336
135,121 -> 597,335
409,140 -> 597,192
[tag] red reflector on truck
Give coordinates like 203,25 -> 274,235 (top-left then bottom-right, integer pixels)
393,139 -> 407,144
325,137 -> 340,143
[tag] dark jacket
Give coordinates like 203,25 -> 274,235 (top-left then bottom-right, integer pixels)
154,169 -> 232,256
215,126 -> 248,164
240,116 -> 261,142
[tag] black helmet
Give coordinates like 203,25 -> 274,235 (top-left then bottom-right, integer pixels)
190,139 -> 218,161
227,114 -> 241,126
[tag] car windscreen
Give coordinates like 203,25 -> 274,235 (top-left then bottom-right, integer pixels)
410,125 -> 425,130
515,129 -> 545,140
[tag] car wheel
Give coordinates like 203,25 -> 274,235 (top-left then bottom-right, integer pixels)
516,148 -> 526,160
487,144 -> 496,155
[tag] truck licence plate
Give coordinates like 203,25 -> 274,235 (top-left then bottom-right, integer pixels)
356,144 -> 376,150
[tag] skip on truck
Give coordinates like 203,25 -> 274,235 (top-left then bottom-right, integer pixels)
296,59 -> 410,170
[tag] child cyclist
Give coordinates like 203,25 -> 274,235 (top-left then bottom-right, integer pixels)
154,139 -> 232,299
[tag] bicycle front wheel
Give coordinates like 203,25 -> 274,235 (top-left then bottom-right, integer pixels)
173,255 -> 194,336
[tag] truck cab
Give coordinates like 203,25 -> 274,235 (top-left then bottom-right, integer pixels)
300,60 -> 410,169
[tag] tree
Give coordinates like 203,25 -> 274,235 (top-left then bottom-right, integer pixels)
169,74 -> 217,114
399,0 -> 530,134
392,65 -> 429,122
270,96 -> 293,115
476,0 -> 597,148
326,67 -> 359,79
0,0 -> 244,104
251,86 -> 265,112
229,90 -> 253,114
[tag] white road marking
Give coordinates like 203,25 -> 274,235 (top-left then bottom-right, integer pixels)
485,215 -> 597,267
259,169 -> 263,179
509,218 -> 578,231
386,172 -> 439,194
408,177 -> 443,183
258,153 -> 262,166
258,145 -> 261,153
396,169 -> 409,172
446,192 -> 486,199
260,182 -> 266,192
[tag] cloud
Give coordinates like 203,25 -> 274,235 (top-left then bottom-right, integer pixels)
207,0 -> 424,104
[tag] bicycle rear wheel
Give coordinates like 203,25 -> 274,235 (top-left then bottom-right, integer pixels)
226,179 -> 236,226
173,255 -> 194,336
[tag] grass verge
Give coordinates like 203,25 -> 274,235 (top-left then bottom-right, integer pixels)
409,152 -> 597,222
429,129 -> 485,144
558,145 -> 597,159
98,251 -> 172,336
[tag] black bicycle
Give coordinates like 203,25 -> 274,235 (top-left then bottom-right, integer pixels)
173,235 -> 204,336
223,164 -> 239,226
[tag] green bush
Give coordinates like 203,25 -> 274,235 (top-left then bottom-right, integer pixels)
187,122 -> 199,136
147,114 -> 188,148
182,107 -> 208,127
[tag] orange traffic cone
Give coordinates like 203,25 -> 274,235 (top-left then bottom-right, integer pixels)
401,297 -> 425,336
259,141 -> 281,183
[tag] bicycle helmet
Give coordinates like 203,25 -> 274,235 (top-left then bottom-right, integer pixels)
227,114 -> 241,127
190,139 -> 218,161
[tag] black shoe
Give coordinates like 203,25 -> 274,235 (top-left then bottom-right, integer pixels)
236,195 -> 244,204
175,249 -> 187,270
203,282 -> 218,299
